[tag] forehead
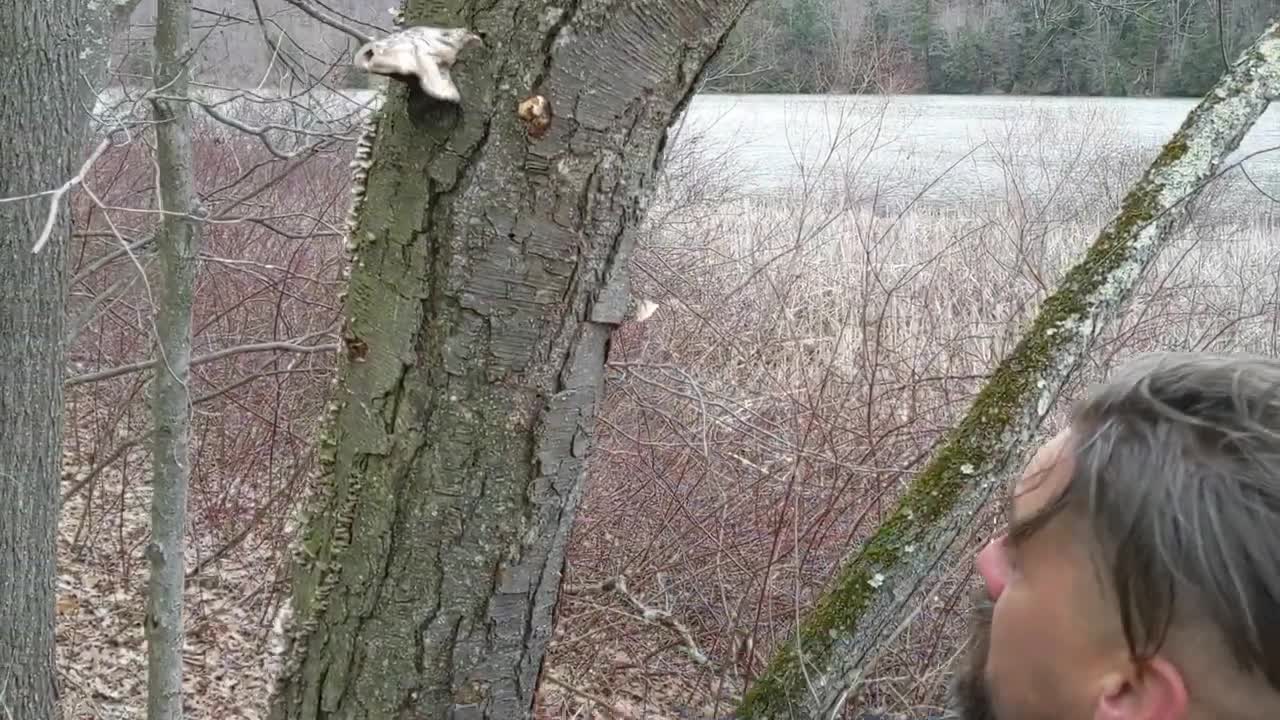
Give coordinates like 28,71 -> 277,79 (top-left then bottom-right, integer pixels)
1012,429 -> 1075,521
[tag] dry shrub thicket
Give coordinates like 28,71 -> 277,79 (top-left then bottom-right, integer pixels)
57,88 -> 362,717
53,86 -> 1278,719
540,101 -> 1280,717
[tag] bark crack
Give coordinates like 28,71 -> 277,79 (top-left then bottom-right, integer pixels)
531,0 -> 582,95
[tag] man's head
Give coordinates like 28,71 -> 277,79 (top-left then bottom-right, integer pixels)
953,352 -> 1280,720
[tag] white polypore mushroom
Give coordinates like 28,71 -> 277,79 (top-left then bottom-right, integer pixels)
353,26 -> 483,104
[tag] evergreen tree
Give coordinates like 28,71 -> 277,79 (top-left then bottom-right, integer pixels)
706,0 -> 1273,97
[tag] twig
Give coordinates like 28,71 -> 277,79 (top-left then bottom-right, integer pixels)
567,575 -> 712,667
540,674 -> 640,720
186,456 -> 311,578
178,97 -> 348,159
281,0 -> 373,45
65,336 -> 337,387
62,431 -> 152,502
0,131 -> 121,254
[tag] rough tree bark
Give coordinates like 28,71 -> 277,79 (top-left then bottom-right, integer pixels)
738,20 -> 1280,720
146,0 -> 202,716
268,1 -> 751,718
0,2 -> 85,719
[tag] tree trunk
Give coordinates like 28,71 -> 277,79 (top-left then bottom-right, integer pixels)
81,0 -> 143,111
268,1 -> 751,718
739,20 -> 1280,720
0,2 -> 84,719
146,0 -> 201,716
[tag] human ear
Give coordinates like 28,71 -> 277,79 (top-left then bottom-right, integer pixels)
1094,657 -> 1188,720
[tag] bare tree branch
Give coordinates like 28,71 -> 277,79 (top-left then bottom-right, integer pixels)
1,131 -> 122,254
280,0 -> 373,45
65,336 -> 338,387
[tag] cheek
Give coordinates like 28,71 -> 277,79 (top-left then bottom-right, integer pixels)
985,592 -> 1047,714
983,538 -> 1049,667
988,590 -> 1032,659
985,574 -> 1089,719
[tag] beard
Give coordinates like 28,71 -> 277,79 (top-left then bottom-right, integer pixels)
950,587 -> 999,720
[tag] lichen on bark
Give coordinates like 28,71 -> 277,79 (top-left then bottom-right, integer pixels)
268,1 -> 752,718
738,19 -> 1280,720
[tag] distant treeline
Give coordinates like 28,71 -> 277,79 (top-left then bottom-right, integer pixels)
707,0 -> 1275,97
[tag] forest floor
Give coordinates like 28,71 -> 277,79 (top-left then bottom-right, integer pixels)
50,447 -> 743,720
54,445 -> 285,719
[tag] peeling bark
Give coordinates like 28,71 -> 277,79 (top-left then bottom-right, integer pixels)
738,20 -> 1280,720
145,0 -> 201,716
0,2 -> 84,719
268,1 -> 751,718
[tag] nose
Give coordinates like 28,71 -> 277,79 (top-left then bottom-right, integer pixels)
975,532 -> 1009,601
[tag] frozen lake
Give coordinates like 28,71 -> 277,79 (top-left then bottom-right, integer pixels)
674,93 -> 1280,207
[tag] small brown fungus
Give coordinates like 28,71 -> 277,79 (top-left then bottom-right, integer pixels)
517,94 -> 553,137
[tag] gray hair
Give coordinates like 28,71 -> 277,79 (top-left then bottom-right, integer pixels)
1053,352 -> 1280,690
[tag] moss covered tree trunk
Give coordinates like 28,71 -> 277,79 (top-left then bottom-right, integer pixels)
0,1 -> 84,718
268,1 -> 750,718
738,20 -> 1280,719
